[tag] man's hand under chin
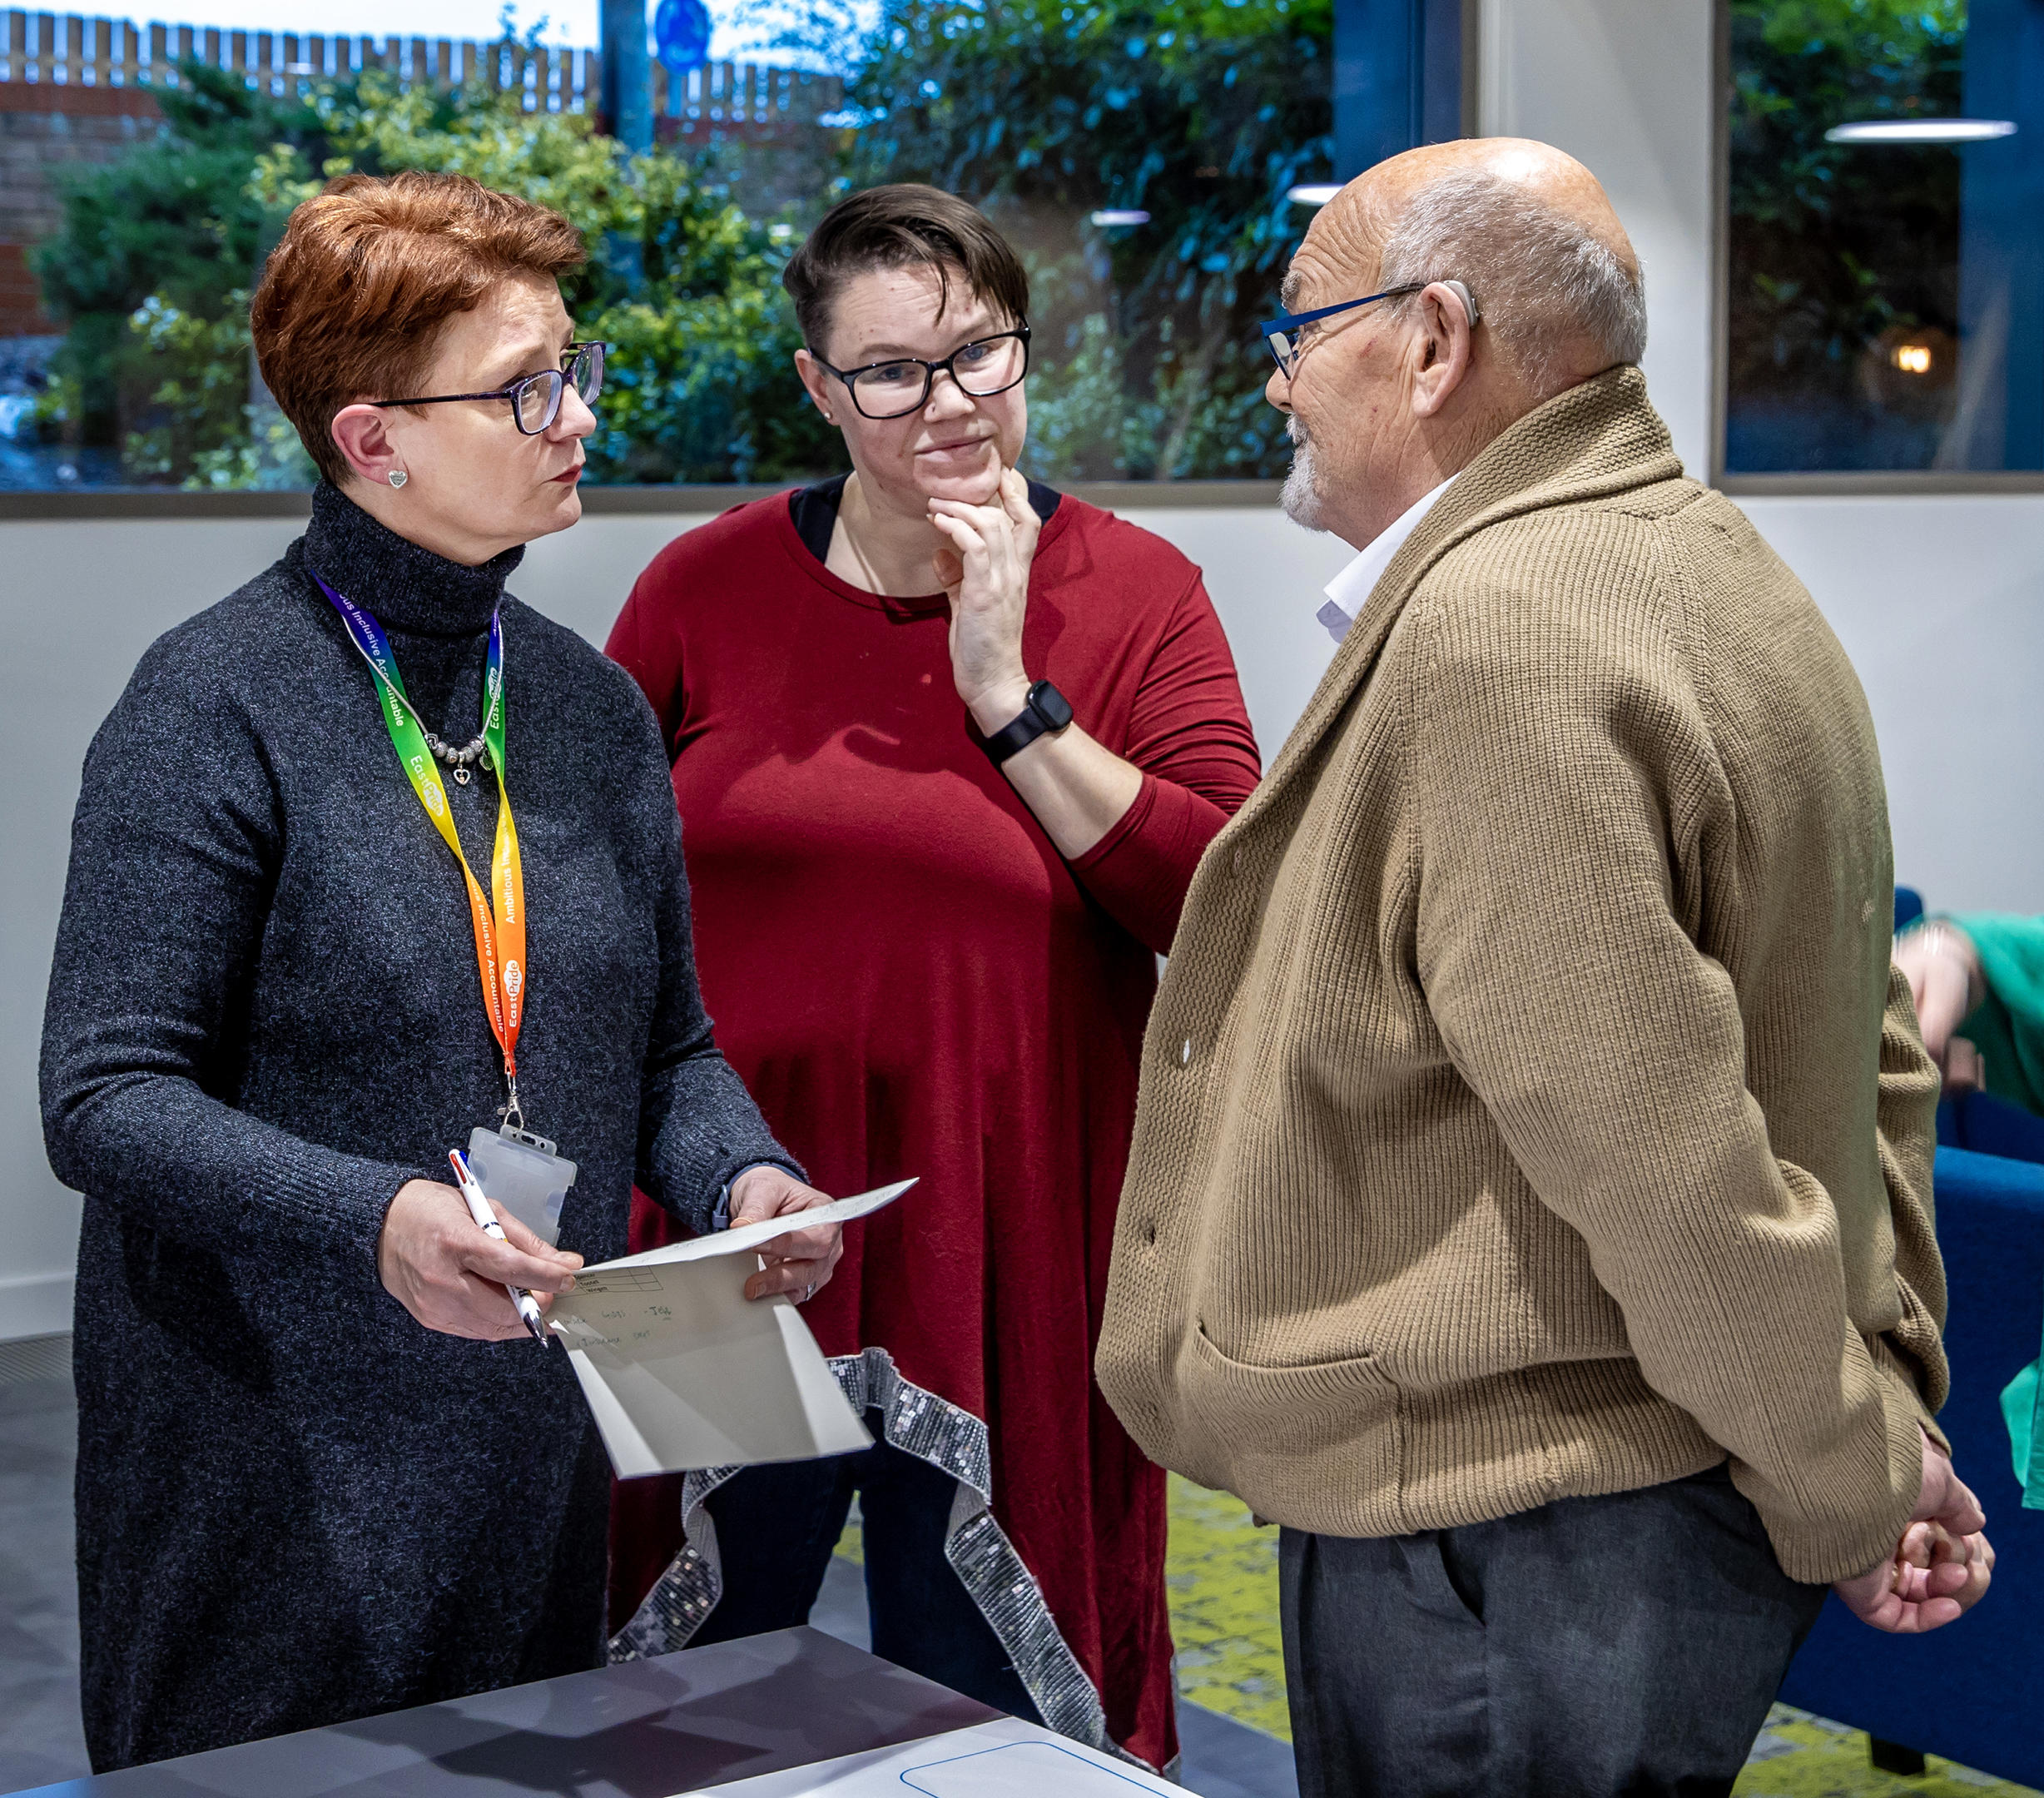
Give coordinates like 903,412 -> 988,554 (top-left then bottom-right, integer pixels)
1832,1432 -> 1994,1632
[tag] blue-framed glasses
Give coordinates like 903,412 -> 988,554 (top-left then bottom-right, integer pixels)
1258,284 -> 1480,378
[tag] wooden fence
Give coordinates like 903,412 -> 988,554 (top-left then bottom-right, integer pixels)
0,9 -> 841,125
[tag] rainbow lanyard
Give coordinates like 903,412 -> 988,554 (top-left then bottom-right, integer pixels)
313,569 -> 528,1122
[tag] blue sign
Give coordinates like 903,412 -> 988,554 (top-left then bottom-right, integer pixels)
654,0 -> 711,74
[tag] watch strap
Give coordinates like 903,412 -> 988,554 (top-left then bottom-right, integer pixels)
983,680 -> 1074,766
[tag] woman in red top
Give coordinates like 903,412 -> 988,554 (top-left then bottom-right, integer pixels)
604,185 -> 1259,1771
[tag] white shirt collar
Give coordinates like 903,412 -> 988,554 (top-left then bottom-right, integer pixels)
1315,477 -> 1456,644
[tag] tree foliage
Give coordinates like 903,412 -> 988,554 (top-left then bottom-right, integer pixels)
31,65 -> 330,479
322,79 -> 841,480
1725,0 -> 1967,467
801,0 -> 1332,478
28,0 -> 1333,485
31,61 -> 839,485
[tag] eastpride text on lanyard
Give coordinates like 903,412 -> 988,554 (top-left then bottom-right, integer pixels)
312,569 -> 528,1120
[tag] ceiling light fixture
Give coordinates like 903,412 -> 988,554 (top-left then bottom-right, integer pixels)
1825,118 -> 2017,145
1089,209 -> 1151,226
1287,184 -> 1342,206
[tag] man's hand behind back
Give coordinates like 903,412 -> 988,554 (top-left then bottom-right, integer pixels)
1833,1433 -> 1994,1632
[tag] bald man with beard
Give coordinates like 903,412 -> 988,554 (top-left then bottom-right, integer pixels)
1096,140 -> 1996,1796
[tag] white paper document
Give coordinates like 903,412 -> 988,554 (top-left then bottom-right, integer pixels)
672,1716 -> 1183,1796
548,1180 -> 915,1478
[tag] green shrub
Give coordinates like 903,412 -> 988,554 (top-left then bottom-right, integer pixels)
785,0 -> 1332,479
29,64 -> 330,474
30,61 -> 841,486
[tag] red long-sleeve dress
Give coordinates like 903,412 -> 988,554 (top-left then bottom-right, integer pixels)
603,485 -> 1259,1771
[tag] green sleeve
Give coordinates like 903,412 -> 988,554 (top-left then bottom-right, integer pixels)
1951,912 -> 2044,1116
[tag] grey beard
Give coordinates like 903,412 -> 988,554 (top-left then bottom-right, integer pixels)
1279,417 -> 1327,531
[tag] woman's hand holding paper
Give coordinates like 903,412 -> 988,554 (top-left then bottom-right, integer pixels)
379,1177 -> 583,1340
728,1165 -> 846,1303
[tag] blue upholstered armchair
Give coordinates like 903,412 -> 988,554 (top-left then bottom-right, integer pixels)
1779,1141 -> 2044,1784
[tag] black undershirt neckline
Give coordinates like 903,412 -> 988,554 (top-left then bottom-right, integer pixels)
787,472 -> 1064,568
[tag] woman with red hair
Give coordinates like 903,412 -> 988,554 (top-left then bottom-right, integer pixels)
41,171 -> 840,1771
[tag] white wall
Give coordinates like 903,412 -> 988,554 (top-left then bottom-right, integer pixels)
1743,496 -> 2044,915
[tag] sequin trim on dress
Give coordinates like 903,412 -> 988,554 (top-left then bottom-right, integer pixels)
608,1346 -> 1119,1761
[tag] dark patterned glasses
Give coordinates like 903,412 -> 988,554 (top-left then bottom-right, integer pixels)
813,328 -> 1031,420
374,342 -> 607,435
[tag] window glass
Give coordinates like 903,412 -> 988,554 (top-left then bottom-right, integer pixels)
0,0 -> 1331,491
1726,0 -> 2042,475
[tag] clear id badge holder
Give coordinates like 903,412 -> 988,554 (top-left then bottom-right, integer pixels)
465,1125 -> 578,1247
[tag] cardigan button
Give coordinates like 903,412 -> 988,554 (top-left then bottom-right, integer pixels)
1232,847 -> 1245,873
1178,1038 -> 1193,1066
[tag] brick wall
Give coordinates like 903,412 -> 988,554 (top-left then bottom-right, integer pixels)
1,82 -> 161,332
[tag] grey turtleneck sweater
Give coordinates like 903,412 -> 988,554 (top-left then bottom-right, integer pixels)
41,483 -> 797,1771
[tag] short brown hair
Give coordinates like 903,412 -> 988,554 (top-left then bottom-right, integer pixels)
251,171 -> 585,486
782,184 -> 1029,355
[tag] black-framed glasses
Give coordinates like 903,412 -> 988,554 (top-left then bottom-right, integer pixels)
1258,288 -> 1427,378
374,341 -> 606,435
813,326 -> 1031,420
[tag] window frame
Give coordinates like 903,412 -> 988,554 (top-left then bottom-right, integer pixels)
1711,0 -> 2044,495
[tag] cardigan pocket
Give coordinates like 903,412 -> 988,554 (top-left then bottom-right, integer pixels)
1184,1324 -> 1398,1460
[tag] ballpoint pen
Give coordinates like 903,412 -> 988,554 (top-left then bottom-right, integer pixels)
448,1148 -> 553,1346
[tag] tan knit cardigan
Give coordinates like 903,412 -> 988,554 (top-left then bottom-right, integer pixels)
1096,368 -> 1948,1585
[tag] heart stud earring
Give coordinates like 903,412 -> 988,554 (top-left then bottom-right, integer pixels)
388,469 -> 409,489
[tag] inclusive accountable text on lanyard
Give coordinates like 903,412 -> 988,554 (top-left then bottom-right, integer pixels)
312,570 -> 528,1119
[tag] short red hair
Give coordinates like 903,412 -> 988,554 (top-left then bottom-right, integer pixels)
251,171 -> 586,486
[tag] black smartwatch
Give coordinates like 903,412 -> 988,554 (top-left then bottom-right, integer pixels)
981,679 -> 1075,766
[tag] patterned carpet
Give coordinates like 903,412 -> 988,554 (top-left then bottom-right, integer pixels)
1163,1477 -> 1289,1740
1740,1706 -> 2033,1796
1157,1476 -> 2037,1798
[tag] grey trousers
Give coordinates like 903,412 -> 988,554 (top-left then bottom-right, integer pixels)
1278,1465 -> 1830,1798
